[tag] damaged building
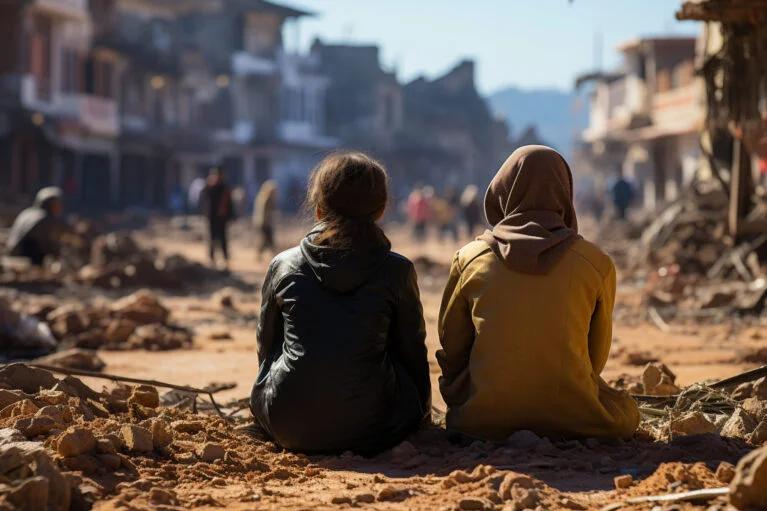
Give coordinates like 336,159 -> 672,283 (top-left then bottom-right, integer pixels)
576,36 -> 704,210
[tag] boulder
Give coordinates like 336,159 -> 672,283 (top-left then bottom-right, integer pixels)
730,446 -> 767,509
0,364 -> 57,394
720,409 -> 759,440
111,290 -> 169,325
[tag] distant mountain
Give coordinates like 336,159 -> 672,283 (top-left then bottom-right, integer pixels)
488,86 -> 590,159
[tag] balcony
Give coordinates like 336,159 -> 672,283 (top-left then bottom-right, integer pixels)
30,0 -> 88,20
651,81 -> 704,136
232,52 -> 277,76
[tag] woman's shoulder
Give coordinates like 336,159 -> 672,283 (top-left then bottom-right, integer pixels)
455,240 -> 493,271
566,238 -> 615,280
265,246 -> 305,280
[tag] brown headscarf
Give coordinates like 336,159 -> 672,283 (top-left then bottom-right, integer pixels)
479,145 -> 579,275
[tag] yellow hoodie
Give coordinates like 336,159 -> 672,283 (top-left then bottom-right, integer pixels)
437,239 -> 639,440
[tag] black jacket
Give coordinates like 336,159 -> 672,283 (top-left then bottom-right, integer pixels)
250,228 -> 431,454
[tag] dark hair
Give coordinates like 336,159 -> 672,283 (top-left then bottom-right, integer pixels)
307,152 -> 390,249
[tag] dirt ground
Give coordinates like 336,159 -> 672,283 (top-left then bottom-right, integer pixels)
6,217 -> 765,510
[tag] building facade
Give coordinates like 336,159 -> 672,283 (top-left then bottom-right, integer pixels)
577,37 -> 704,210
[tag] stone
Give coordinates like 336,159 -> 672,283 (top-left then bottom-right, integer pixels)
104,319 -> 138,345
614,474 -> 633,489
0,389 -> 26,410
499,472 -> 535,500
197,442 -> 225,462
0,399 -> 39,419
129,385 -> 159,408
377,485 -> 408,502
0,439 -> 70,511
33,349 -> 106,372
172,420 -> 204,433
716,462 -> 736,484
754,378 -> 767,400
750,421 -> 767,446
355,493 -> 376,504
506,430 -> 541,449
121,425 -> 153,452
97,453 -> 122,471
390,440 -> 418,464
111,290 -> 170,325
35,390 -> 68,406
96,438 -> 117,454
721,409 -> 759,440
509,487 -> 539,510
46,306 -> 89,338
733,383 -> 754,401
669,412 -> 717,437
13,416 -> 58,438
0,364 -> 58,394
330,495 -> 352,505
1,475 -> 49,510
212,288 -> 237,309
149,488 -> 178,505
730,445 -> 767,509
458,497 -> 487,510
742,398 -> 767,420
149,419 -> 173,449
35,405 -> 69,425
57,427 -> 96,457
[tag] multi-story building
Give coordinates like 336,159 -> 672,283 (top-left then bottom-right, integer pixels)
577,36 -> 704,210
0,0 -> 121,210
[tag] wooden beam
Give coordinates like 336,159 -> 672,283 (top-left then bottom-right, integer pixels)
728,139 -> 753,238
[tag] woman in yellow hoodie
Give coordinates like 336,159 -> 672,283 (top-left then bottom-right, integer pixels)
438,145 -> 639,441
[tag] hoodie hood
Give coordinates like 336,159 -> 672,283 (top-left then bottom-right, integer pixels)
300,225 -> 391,293
34,187 -> 62,213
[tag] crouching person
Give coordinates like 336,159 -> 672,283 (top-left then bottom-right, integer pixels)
6,187 -> 65,266
438,145 -> 639,441
251,152 -> 431,454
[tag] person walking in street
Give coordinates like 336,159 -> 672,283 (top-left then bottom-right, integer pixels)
6,187 -> 66,266
459,184 -> 482,238
201,168 -> 234,270
407,186 -> 431,241
251,152 -> 431,454
438,145 -> 639,441
609,173 -> 635,220
252,180 -> 278,260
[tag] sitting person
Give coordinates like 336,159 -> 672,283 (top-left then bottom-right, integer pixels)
6,187 -> 65,266
251,152 -> 431,454
437,145 -> 639,441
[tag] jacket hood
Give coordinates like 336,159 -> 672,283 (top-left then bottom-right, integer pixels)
34,187 -> 62,213
300,225 -> 391,293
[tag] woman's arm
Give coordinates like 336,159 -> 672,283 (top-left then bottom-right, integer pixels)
436,254 -> 475,407
256,261 -> 284,377
588,263 -> 617,375
391,263 -> 431,414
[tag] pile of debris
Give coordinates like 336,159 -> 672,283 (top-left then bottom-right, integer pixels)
1,231 -> 244,292
43,290 -> 193,353
626,187 -> 767,324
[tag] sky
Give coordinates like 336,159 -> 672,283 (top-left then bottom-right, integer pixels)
284,1 -> 701,95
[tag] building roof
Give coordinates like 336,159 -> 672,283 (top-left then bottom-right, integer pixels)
677,0 -> 767,23
226,0 -> 313,18
616,36 -> 697,53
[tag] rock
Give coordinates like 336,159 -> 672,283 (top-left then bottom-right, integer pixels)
624,351 -> 658,366
212,288 -> 237,309
0,399 -> 39,419
733,383 -> 754,400
209,330 -> 233,341
33,349 -> 106,372
499,472 -> 535,500
97,453 -> 122,471
721,409 -> 759,440
750,421 -> 767,446
121,425 -> 153,453
197,442 -> 225,462
330,495 -> 352,505
57,427 -> 96,457
669,411 -> 717,437
390,440 -> 418,464
149,488 -> 178,505
36,390 -> 69,407
96,437 -> 117,454
0,389 -> 26,410
506,430 -> 541,449
0,364 -> 58,394
172,420 -> 204,433
104,319 -> 137,345
14,416 -> 58,438
128,324 -> 192,351
377,485 -> 408,502
111,290 -> 170,325
742,398 -> 767,420
730,445 -> 767,509
46,305 -> 89,338
754,378 -> 767,400
614,474 -> 633,489
2,476 -> 50,510
509,487 -> 539,510
129,385 -> 159,408
355,493 -> 376,504
35,405 -> 69,425
458,497 -> 487,510
148,419 -> 173,449
0,438 -> 71,511
716,462 -> 736,484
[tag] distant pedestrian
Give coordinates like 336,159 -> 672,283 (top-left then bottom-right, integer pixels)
187,177 -> 206,213
432,189 -> 459,242
460,184 -> 482,237
6,187 -> 65,266
406,187 -> 431,241
201,168 -> 235,270
610,174 -> 635,220
253,180 -> 278,260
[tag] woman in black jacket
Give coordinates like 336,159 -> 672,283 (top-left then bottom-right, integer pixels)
250,152 -> 431,455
